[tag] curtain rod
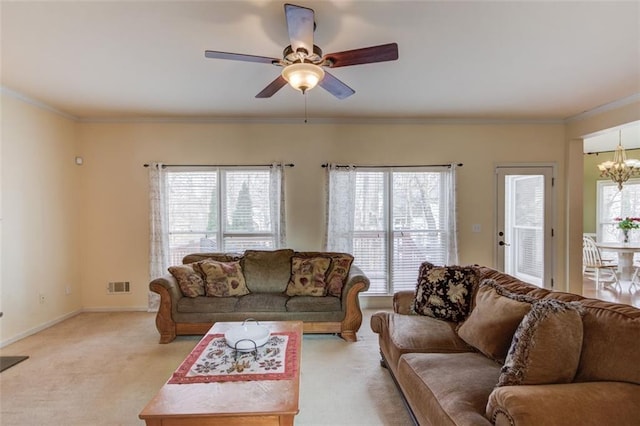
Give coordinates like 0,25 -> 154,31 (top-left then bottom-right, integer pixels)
321,163 -> 463,168
144,163 -> 294,168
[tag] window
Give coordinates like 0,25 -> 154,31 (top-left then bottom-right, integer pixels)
165,167 -> 283,265
326,166 -> 457,295
597,178 -> 640,243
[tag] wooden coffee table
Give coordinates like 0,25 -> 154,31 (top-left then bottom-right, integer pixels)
139,320 -> 303,426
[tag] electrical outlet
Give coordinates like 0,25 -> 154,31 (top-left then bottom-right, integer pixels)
39,293 -> 46,304
65,286 -> 71,295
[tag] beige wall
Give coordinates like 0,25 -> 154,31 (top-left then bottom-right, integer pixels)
1,94 -> 81,344
3,90 -> 638,345
75,121 -> 568,310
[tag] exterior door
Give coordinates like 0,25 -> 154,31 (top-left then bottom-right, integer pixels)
496,165 -> 555,288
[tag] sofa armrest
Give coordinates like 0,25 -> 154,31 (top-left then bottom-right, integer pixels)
149,275 -> 183,343
393,290 -> 415,314
487,381 -> 640,426
335,265 -> 370,342
149,274 -> 183,305
341,265 -> 370,299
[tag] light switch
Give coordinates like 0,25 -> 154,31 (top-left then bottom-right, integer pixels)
472,224 -> 481,233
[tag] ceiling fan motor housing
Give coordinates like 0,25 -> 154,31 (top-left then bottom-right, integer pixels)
282,44 -> 324,65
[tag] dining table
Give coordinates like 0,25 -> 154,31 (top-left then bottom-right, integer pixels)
595,242 -> 640,281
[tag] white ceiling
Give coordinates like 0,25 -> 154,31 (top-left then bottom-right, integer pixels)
1,1 -> 639,128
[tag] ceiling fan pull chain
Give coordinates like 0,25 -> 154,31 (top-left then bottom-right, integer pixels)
304,94 -> 308,124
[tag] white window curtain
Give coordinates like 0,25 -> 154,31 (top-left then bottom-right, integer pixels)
324,163 -> 459,295
446,163 -> 459,264
324,164 -> 357,253
148,162 -> 168,311
270,162 -> 287,247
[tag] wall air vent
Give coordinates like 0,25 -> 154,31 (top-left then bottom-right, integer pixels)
107,281 -> 131,294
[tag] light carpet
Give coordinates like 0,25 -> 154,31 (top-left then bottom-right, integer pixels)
0,310 -> 412,425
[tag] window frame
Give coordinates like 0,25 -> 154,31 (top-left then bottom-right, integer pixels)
596,177 -> 640,243
165,166 -> 279,264
350,166 -> 455,295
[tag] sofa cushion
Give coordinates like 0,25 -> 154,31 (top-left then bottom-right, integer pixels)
325,254 -> 354,297
457,279 -> 535,363
370,312 -> 473,377
235,293 -> 288,312
286,295 -> 341,312
177,295 -> 238,313
397,352 -> 500,426
498,299 -> 584,386
199,260 -> 250,297
168,263 -> 205,298
286,256 -> 332,296
413,262 -> 479,322
573,298 -> 640,385
242,249 -> 294,293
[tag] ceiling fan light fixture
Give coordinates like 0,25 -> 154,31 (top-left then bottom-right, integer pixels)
281,63 -> 325,94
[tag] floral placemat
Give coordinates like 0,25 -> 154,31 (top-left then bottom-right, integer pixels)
168,332 -> 298,384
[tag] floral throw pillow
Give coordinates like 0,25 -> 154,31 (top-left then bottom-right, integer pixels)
286,256 -> 332,297
325,254 -> 354,297
412,262 -> 480,322
168,263 -> 205,298
199,260 -> 250,297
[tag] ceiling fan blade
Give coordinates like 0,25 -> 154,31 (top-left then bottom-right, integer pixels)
324,43 -> 399,68
318,71 -> 355,100
205,50 -> 279,64
284,3 -> 315,54
256,75 -> 288,98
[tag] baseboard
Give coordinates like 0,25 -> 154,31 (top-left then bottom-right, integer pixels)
0,309 -> 82,348
82,306 -> 149,313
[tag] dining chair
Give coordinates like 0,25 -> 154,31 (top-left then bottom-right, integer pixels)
631,264 -> 640,293
582,235 -> 621,291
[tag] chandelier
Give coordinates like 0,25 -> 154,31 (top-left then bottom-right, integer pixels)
597,131 -> 640,190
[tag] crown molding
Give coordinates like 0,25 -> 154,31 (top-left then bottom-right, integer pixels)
76,115 -> 564,125
1,86 -> 79,121
5,84 -> 635,126
565,93 -> 640,123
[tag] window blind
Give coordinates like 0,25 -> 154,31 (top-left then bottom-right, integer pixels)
346,168 -> 455,295
597,178 -> 640,243
166,168 -> 276,264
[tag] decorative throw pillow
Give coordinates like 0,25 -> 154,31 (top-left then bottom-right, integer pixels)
412,262 -> 480,322
498,299 -> 584,386
168,263 -> 205,298
457,279 -> 536,363
286,256 -> 332,297
199,260 -> 250,297
325,254 -> 354,297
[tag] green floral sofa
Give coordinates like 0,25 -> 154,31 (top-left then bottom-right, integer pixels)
150,249 -> 370,343
371,262 -> 640,425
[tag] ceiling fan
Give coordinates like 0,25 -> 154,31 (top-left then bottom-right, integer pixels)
204,3 -> 399,99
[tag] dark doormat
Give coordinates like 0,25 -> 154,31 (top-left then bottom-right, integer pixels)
0,356 -> 29,372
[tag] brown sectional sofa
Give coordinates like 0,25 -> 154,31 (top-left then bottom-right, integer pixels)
371,266 -> 640,426
150,249 -> 370,343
